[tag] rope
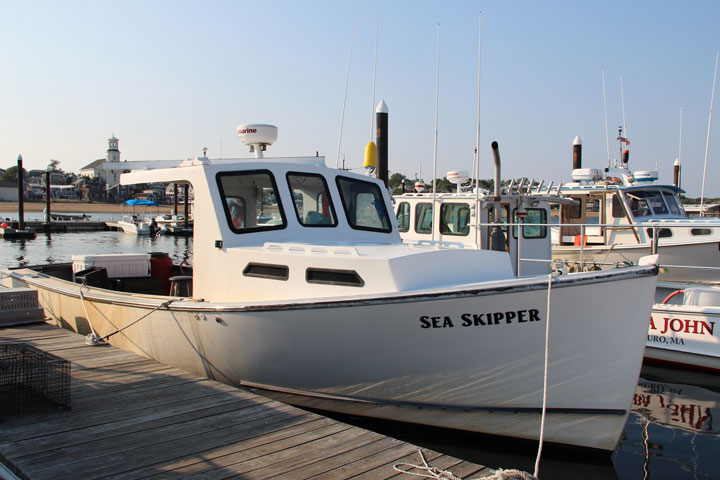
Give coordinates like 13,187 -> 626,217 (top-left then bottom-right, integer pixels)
533,272 -> 557,477
99,299 -> 175,342
394,450 -> 537,480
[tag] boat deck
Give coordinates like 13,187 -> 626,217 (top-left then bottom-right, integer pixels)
0,323 -> 492,479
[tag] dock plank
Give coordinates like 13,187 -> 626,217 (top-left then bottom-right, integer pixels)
0,323 -> 490,479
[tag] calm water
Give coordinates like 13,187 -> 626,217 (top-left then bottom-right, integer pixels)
1,227 -> 719,479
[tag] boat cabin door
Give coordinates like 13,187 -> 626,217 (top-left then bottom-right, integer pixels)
559,195 -> 606,246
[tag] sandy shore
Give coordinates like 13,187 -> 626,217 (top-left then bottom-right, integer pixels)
0,201 -> 174,214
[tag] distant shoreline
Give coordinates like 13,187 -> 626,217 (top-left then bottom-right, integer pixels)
0,201 -> 174,214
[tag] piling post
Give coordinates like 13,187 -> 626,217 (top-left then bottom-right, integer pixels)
183,184 -> 189,228
375,100 -> 388,187
45,168 -> 52,232
17,155 -> 24,231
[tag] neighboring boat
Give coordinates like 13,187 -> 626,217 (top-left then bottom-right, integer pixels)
646,284 -> 720,372
537,136 -> 720,283
42,208 -> 92,221
1,125 -> 659,452
154,213 -> 193,235
117,199 -> 160,235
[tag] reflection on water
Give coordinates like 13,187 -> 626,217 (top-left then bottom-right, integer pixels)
0,230 -> 192,271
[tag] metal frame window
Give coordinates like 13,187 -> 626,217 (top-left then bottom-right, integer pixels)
217,170 -> 286,233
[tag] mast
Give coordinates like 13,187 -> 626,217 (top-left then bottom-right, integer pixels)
431,23 -> 440,242
336,18 -> 356,169
474,12 -> 482,247
701,51 -> 719,216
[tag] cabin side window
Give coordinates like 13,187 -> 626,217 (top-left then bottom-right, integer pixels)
612,195 -> 626,218
512,208 -> 547,239
440,203 -> 470,236
286,172 -> 337,227
662,191 -> 684,216
414,203 -> 433,233
217,170 -> 286,233
627,192 -> 652,218
396,202 -> 410,232
335,176 -> 392,232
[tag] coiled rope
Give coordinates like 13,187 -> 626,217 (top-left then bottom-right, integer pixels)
394,272 -> 557,480
394,450 -> 538,480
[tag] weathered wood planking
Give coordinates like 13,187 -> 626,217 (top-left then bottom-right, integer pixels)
0,323 -> 492,479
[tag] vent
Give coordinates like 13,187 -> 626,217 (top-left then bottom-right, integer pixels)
306,268 -> 364,287
243,263 -> 289,281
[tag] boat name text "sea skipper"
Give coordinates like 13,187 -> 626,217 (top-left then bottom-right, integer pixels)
419,309 -> 541,329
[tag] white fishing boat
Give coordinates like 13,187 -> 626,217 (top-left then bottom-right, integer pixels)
536,136 -> 720,283
2,125 -> 659,452
647,283 -> 720,372
117,199 -> 160,235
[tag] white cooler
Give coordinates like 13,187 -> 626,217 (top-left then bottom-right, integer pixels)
72,254 -> 151,279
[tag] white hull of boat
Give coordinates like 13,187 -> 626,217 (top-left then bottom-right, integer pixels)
552,241 -> 720,283
3,265 -> 657,451
647,304 -> 720,371
117,219 -> 151,235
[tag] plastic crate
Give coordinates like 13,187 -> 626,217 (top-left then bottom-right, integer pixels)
0,288 -> 45,326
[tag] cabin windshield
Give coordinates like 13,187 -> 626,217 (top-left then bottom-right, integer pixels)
627,190 -> 669,218
336,176 -> 392,232
662,191 -> 685,216
217,170 -> 286,232
287,172 -> 337,227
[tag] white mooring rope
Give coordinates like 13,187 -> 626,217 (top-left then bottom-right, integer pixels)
394,272 -> 557,480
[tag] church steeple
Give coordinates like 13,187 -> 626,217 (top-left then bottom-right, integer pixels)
107,134 -> 120,162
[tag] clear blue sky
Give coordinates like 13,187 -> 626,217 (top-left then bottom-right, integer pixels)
1,0 -> 719,196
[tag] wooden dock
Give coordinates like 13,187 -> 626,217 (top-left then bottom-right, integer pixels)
0,323 -> 492,479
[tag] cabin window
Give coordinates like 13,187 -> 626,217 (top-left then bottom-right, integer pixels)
286,172 -> 337,227
414,203 -> 433,233
396,202 -> 410,232
564,200 -> 582,219
628,190 -> 668,217
243,263 -> 289,280
662,191 -> 684,216
691,228 -> 712,236
440,203 -> 470,236
612,195 -> 626,218
335,176 -> 392,232
217,170 -> 286,233
512,208 -> 547,239
646,228 -> 673,238
306,268 -> 364,287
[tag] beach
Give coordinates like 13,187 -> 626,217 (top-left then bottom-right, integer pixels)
0,201 -> 174,214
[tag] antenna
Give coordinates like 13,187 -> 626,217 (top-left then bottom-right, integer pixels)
678,107 -> 683,188
336,18 -> 356,169
370,9 -> 379,141
701,51 -> 719,216
431,23 -> 440,243
602,68 -> 610,165
474,12 -> 482,247
620,74 -> 628,140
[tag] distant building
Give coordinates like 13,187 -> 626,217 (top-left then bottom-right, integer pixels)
78,135 -> 131,202
0,181 -> 18,201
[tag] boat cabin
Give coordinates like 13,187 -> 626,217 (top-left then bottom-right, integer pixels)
550,167 -> 692,246
393,191 -> 567,276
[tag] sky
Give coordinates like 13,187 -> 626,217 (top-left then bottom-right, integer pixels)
1,0 -> 720,197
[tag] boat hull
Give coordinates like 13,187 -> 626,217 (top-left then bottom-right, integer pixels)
647,304 -> 720,371
552,241 -> 720,283
3,266 -> 657,451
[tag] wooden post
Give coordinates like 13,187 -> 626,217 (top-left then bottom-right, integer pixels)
45,169 -> 52,232
17,154 -> 24,231
183,184 -> 189,228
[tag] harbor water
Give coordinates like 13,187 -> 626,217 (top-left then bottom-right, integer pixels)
1,225 -> 719,479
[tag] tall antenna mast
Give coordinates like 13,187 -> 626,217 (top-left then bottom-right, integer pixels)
620,74 -> 628,140
602,68 -> 611,165
677,107 -> 683,188
336,18 -> 356,169
701,51 -> 719,216
431,23 -> 440,242
474,12 -> 482,246
370,9 -> 379,141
